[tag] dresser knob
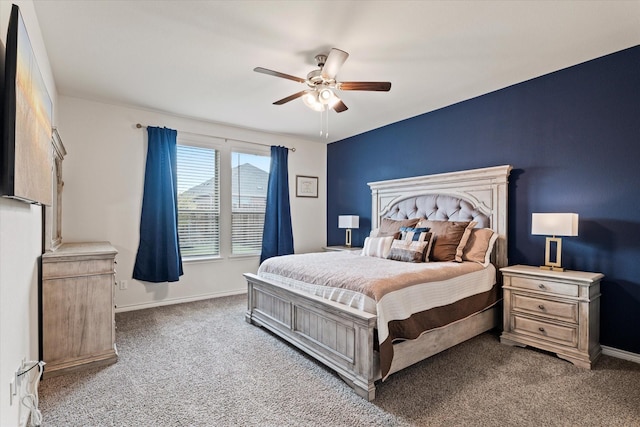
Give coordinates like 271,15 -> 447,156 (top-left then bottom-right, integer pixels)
538,304 -> 545,310
538,327 -> 545,333
538,284 -> 546,290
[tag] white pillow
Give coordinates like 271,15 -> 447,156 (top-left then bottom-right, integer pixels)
361,236 -> 394,259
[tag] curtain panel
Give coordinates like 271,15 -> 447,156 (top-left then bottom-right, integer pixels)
260,146 -> 294,263
133,126 -> 184,282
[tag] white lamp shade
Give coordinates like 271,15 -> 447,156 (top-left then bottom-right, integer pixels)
338,215 -> 359,229
531,213 -> 579,236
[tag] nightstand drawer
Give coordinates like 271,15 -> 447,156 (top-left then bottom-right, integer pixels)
513,315 -> 577,347
512,294 -> 578,323
510,276 -> 578,297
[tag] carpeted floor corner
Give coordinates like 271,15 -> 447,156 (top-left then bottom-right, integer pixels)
39,294 -> 640,426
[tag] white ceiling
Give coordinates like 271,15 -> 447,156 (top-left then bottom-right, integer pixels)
33,1 -> 640,143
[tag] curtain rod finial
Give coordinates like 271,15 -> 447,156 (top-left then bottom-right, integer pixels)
136,123 -> 143,129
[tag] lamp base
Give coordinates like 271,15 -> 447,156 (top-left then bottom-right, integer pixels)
542,236 -> 564,272
540,265 -> 565,272
345,229 -> 352,248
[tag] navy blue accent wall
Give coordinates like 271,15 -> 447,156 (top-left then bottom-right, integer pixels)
327,46 -> 640,354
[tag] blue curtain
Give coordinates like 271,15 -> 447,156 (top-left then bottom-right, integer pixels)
133,127 -> 183,282
260,146 -> 294,263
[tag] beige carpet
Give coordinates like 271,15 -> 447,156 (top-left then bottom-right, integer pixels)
39,294 -> 640,426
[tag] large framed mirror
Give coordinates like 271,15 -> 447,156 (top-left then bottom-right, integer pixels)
46,128 -> 66,251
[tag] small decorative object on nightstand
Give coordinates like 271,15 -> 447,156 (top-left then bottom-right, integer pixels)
500,264 -> 603,369
323,245 -> 362,253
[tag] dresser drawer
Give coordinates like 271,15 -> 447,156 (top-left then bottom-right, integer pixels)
512,315 -> 577,347
510,276 -> 578,297
43,258 -> 114,280
512,294 -> 578,323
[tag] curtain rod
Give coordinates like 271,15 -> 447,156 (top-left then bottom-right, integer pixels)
135,123 -> 295,152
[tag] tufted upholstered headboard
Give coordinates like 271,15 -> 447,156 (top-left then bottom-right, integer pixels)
368,165 -> 512,268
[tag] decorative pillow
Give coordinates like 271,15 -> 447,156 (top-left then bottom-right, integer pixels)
378,217 -> 420,237
399,227 -> 430,242
416,220 -> 476,262
461,228 -> 499,267
361,236 -> 395,259
455,222 -> 478,262
387,239 -> 429,263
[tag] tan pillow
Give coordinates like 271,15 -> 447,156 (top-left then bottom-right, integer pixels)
361,236 -> 395,258
417,220 -> 476,262
378,217 -> 420,237
462,228 -> 499,267
455,222 -> 478,262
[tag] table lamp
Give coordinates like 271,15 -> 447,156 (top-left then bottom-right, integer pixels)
338,215 -> 359,247
531,213 -> 578,271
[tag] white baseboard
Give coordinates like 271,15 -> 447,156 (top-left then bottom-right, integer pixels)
115,289 -> 247,313
602,345 -> 640,364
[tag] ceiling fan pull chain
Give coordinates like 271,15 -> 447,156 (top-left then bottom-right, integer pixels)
325,107 -> 329,139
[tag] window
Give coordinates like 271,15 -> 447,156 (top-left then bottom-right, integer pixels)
177,145 -> 220,257
231,151 -> 270,255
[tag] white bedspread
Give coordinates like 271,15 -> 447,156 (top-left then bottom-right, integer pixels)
257,252 -> 496,347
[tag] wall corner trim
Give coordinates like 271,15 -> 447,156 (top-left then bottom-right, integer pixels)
601,345 -> 640,365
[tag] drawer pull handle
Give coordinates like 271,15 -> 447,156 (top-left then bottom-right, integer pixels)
538,327 -> 545,333
538,304 -> 545,310
538,284 -> 546,290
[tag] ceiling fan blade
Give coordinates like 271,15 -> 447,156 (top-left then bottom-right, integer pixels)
273,90 -> 307,105
254,67 -> 306,84
338,81 -> 392,91
332,99 -> 348,113
321,48 -> 349,80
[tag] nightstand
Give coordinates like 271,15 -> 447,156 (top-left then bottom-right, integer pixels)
323,245 -> 362,253
500,264 -> 603,369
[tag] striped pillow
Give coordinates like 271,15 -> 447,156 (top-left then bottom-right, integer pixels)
399,227 -> 430,242
361,236 -> 395,258
387,238 -> 431,263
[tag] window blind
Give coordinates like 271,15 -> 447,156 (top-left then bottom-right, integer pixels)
177,145 -> 220,257
231,151 -> 270,255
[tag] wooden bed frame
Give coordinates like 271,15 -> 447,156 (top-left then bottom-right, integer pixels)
245,165 -> 512,400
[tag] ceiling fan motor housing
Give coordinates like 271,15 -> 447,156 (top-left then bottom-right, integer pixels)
306,69 -> 324,86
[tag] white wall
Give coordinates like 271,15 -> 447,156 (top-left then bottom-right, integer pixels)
58,96 -> 327,311
0,1 -> 58,425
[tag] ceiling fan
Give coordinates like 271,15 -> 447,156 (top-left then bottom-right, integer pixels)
254,48 -> 391,113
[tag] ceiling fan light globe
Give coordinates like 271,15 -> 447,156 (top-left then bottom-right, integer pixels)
318,88 -> 334,104
302,90 -> 324,111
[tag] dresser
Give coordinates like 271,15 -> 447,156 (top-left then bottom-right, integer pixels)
500,265 -> 603,369
41,242 -> 118,378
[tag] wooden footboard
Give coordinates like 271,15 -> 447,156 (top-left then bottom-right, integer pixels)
245,272 -> 499,400
245,273 -> 378,400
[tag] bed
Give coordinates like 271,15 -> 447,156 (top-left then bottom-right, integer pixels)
244,165 -> 512,400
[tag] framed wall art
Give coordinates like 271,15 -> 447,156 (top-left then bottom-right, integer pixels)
296,175 -> 318,198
